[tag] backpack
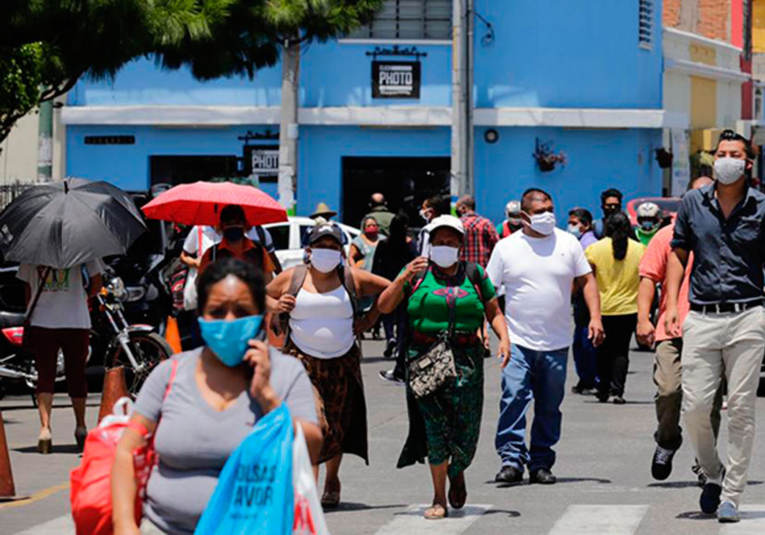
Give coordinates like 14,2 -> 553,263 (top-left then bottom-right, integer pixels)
278,264 -> 359,344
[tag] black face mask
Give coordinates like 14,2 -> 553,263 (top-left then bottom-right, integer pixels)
223,227 -> 245,243
603,206 -> 621,217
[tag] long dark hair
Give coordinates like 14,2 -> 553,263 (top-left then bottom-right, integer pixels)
388,211 -> 410,251
605,212 -> 631,261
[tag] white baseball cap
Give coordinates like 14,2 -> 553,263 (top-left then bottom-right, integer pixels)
637,202 -> 661,218
427,215 -> 465,236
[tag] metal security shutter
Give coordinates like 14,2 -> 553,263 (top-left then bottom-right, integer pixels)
350,0 -> 452,40
638,0 -> 654,49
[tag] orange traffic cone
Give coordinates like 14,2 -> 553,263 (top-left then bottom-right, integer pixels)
165,316 -> 182,355
98,366 -> 129,423
0,410 -> 26,502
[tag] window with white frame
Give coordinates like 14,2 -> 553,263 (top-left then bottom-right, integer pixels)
638,0 -> 654,49
349,0 -> 452,41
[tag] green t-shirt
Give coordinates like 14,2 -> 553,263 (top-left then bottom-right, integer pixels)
405,264 -> 496,335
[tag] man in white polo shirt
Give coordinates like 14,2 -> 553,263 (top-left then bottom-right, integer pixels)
487,188 -> 604,485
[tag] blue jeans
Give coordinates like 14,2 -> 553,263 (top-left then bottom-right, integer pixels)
495,344 -> 568,471
572,325 -> 598,389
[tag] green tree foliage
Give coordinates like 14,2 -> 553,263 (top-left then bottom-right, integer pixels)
0,0 -> 383,142
0,0 -> 234,143
0,43 -> 44,144
157,0 -> 384,80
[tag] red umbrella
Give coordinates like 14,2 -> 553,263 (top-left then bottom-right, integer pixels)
141,181 -> 288,226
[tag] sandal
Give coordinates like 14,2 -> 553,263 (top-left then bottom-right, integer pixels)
37,427 -> 52,455
448,473 -> 467,510
424,503 -> 449,520
321,490 -> 341,509
74,426 -> 88,453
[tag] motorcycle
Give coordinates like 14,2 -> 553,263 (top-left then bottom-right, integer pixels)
0,273 -> 172,400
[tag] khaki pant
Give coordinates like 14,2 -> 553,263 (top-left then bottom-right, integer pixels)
682,306 -> 765,506
654,338 -> 722,450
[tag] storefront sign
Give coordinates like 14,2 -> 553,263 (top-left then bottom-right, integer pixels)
244,145 -> 278,182
372,61 -> 421,99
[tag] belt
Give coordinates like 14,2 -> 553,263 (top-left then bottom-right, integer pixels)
412,331 -> 480,347
690,300 -> 764,314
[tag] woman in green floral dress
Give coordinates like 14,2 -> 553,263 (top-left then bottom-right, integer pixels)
378,215 -> 510,520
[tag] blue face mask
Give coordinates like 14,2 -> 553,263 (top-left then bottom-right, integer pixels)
198,315 -> 264,367
567,224 -> 582,238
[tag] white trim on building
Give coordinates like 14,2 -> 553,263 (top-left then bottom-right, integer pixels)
665,59 -> 750,83
62,106 -> 687,129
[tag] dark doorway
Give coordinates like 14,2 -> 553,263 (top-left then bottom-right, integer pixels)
342,156 -> 450,229
150,155 -> 239,187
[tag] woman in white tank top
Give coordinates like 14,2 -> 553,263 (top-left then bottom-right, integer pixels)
267,223 -> 390,509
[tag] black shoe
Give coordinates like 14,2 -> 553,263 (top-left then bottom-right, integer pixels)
495,465 -> 524,485
383,339 -> 396,359
529,468 -> 557,485
651,446 -> 677,481
612,395 -> 626,405
378,370 -> 404,384
596,391 -> 610,403
700,482 -> 723,515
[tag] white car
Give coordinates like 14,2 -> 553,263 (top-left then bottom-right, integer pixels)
264,217 -> 360,271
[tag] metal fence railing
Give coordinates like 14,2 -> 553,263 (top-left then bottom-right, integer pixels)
0,182 -> 39,210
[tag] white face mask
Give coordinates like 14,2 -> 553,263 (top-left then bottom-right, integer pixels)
714,157 -> 746,185
310,249 -> 342,273
525,211 -> 557,236
430,246 -> 460,268
419,209 -> 432,223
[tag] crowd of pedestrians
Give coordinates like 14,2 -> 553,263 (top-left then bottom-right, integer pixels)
17,128 -> 763,532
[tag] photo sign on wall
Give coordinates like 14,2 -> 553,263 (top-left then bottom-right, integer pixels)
372,61 -> 421,99
244,145 -> 278,183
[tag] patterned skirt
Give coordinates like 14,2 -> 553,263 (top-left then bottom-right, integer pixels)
397,342 -> 484,478
285,341 -> 369,464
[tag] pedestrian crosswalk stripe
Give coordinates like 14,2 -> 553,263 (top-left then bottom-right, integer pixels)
548,505 -> 648,535
720,506 -> 765,534
13,515 -> 73,535
373,504 -> 491,535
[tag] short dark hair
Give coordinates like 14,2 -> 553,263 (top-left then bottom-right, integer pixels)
197,257 -> 266,315
716,129 -> 755,159
521,188 -> 552,212
458,195 -> 476,211
425,194 -> 451,217
568,208 -> 593,226
600,188 -> 623,205
220,204 -> 246,225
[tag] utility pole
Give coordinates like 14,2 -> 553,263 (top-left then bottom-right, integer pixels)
451,0 -> 474,205
278,37 -> 300,214
37,100 -> 53,182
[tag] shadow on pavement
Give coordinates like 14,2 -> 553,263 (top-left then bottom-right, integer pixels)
484,509 -> 521,518
13,444 -> 81,455
324,502 -> 407,514
676,511 -> 716,520
489,476 -> 611,489
652,480 -> 762,489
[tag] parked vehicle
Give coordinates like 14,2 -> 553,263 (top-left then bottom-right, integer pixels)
264,217 -> 360,270
0,267 -> 172,400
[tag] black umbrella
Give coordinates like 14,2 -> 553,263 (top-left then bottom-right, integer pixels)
0,178 -> 147,269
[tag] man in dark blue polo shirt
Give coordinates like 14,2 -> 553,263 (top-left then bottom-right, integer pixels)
665,130 -> 765,523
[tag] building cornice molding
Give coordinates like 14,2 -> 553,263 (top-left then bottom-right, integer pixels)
62,105 -> 687,129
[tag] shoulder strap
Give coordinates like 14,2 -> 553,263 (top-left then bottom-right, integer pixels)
162,358 -> 180,401
288,265 -> 309,297
464,262 -> 485,303
197,227 -> 204,256
410,267 -> 430,294
26,267 -> 52,323
338,265 -> 359,318
255,226 -> 266,246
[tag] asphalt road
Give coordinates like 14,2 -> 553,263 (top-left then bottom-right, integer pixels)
3,338 -> 765,534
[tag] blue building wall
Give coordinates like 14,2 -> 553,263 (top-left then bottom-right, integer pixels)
65,0 -> 666,227
473,1 -> 663,109
475,127 -> 663,223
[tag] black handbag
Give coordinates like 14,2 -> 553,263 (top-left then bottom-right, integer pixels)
408,295 -> 458,399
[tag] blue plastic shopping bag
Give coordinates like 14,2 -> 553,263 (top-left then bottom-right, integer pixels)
195,404 -> 295,535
